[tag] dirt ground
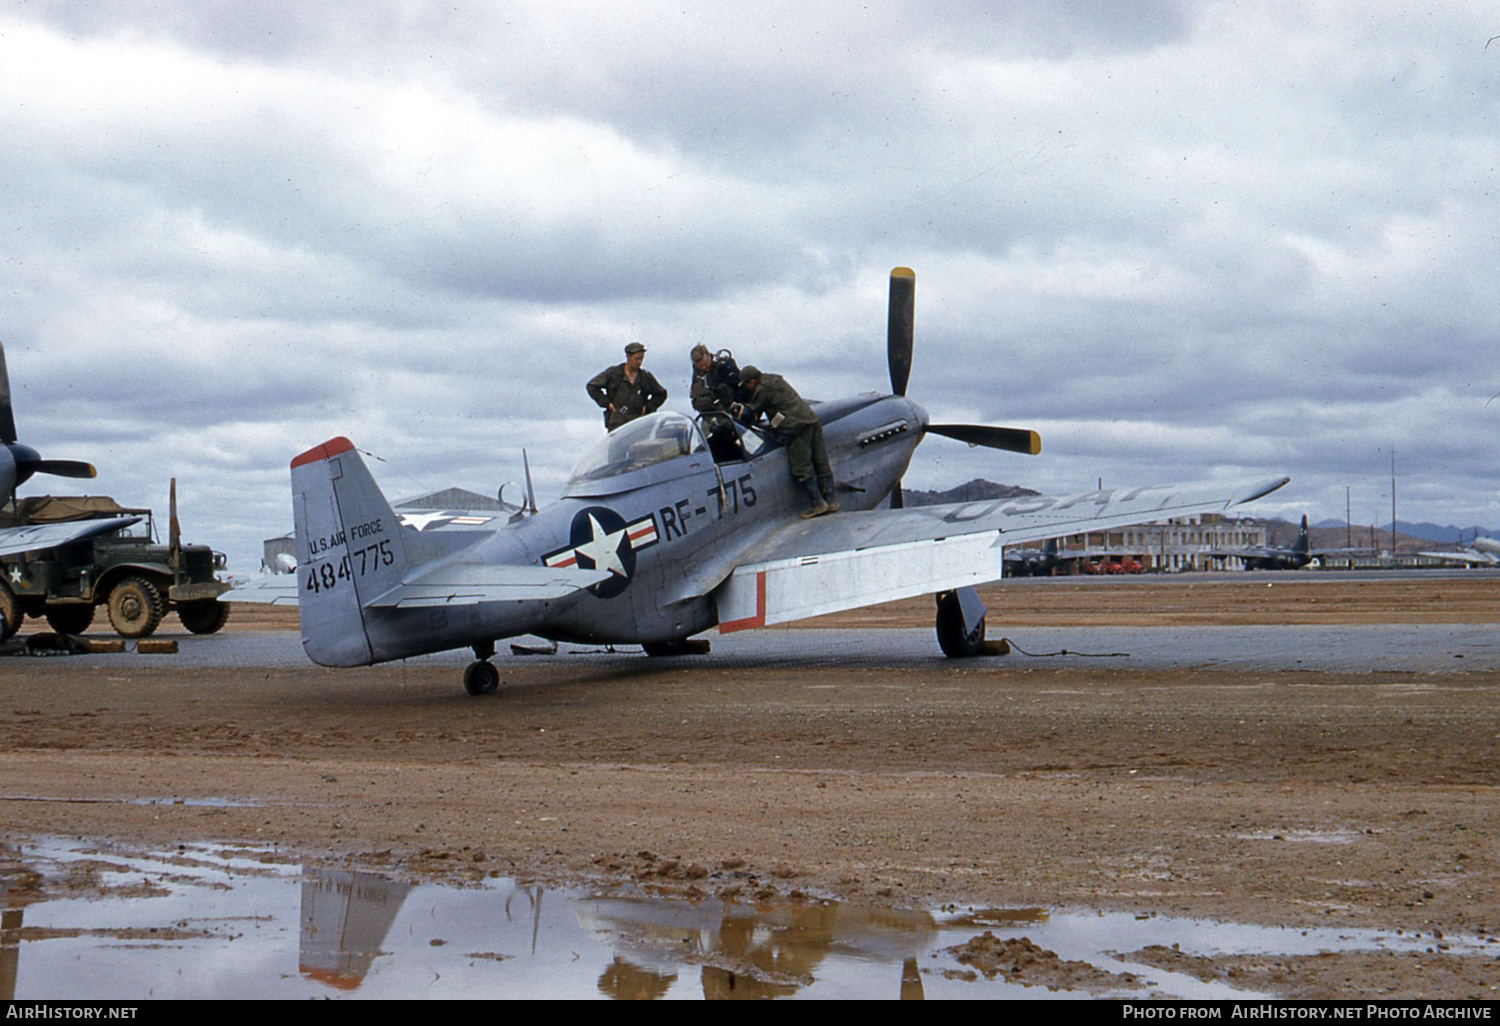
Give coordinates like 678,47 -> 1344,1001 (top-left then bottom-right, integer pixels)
2,574 -> 1499,999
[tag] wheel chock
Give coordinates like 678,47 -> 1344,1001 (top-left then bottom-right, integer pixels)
83,638 -> 127,654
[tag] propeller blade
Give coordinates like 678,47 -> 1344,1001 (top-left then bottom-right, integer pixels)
890,480 -> 904,509
27,459 -> 97,479
927,423 -> 1042,456
887,267 -> 914,397
0,341 -> 15,443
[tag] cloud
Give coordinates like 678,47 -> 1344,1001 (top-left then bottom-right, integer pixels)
3,1 -> 1500,573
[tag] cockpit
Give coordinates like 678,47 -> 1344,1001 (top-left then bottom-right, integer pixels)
568,412 -> 705,484
567,410 -> 771,487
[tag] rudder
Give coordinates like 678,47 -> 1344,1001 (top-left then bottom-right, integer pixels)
290,437 -> 409,666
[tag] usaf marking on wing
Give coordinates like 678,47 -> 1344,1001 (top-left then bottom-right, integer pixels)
230,268 -> 1288,695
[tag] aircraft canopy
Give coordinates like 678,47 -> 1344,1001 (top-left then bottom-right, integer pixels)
568,412 -> 706,485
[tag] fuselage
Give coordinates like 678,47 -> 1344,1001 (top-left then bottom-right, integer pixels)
352,395 -> 928,662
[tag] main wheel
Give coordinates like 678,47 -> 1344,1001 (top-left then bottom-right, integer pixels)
45,604 -> 95,636
178,599 -> 231,634
107,577 -> 165,638
935,590 -> 986,658
642,638 -> 712,657
463,660 -> 500,696
0,581 -> 21,641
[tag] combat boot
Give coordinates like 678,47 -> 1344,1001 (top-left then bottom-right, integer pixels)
799,478 -> 829,518
818,477 -> 840,513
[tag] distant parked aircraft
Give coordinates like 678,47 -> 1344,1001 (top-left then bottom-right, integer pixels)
1206,515 -> 1367,570
1419,531 -> 1500,567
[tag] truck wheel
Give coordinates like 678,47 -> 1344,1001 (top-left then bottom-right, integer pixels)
107,577 -> 164,638
45,604 -> 95,636
178,600 -> 230,635
0,581 -> 20,641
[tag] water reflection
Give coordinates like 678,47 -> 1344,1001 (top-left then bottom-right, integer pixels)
300,871 -> 411,990
2,839 -> 1486,1000
579,894 -> 938,999
2,908 -> 20,1000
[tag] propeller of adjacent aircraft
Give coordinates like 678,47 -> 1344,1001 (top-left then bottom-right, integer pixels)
884,267 -> 1040,508
1,341 -> 97,510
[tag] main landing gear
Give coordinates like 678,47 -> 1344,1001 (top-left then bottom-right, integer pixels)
935,588 -> 1010,658
642,638 -> 712,657
463,640 -> 500,696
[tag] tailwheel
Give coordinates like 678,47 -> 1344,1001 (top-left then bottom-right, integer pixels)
463,660 -> 500,696
935,590 -> 987,658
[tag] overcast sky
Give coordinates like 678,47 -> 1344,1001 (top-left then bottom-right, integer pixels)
3,1 -> 1497,568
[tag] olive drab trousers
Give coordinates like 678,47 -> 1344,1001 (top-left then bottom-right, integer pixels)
787,421 -> 832,483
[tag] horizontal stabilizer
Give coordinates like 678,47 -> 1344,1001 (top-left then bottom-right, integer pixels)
223,574 -> 301,605
224,555 -> 612,609
366,562 -> 612,609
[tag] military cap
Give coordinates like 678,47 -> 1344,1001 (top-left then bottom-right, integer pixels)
739,365 -> 761,382
624,342 -> 647,355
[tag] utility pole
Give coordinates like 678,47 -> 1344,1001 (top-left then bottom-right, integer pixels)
1390,448 -> 1397,554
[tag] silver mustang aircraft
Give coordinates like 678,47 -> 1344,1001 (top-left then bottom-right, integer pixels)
236,269 -> 1288,694
0,342 -> 140,558
1419,533 -> 1500,566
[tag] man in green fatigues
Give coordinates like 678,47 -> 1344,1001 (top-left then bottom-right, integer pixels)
587,342 -> 668,431
689,345 -> 728,413
734,366 -> 839,518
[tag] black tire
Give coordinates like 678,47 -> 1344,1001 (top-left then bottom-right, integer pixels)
935,590 -> 986,658
642,638 -> 712,657
0,581 -> 21,642
463,661 -> 500,696
45,604 -> 96,636
178,600 -> 231,635
107,577 -> 165,638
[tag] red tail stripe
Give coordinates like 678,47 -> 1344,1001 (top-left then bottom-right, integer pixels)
291,436 -> 356,469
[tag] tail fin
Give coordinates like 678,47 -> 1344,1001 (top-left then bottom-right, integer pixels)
1295,514 -> 1310,556
290,437 -> 409,666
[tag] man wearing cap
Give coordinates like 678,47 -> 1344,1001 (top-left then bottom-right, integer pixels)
587,343 -> 668,431
733,366 -> 839,518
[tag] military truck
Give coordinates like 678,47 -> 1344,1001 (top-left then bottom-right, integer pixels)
0,485 -> 230,641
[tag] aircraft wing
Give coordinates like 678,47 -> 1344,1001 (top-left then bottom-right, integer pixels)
712,476 -> 1289,631
1417,548 -> 1499,566
226,561 -> 613,607
0,516 -> 141,559
1204,545 -> 1278,560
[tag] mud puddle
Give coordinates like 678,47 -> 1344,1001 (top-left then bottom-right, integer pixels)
0,838 -> 1482,1000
